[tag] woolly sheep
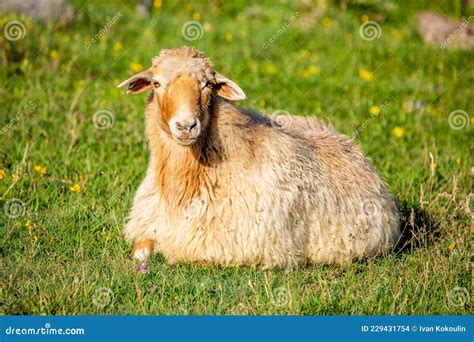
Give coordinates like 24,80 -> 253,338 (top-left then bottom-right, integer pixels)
118,47 -> 400,268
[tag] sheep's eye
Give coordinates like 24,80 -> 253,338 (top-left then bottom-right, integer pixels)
152,81 -> 161,88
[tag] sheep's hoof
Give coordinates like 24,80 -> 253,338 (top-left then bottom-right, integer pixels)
132,239 -> 154,261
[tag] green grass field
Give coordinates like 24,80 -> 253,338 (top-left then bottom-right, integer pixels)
0,0 -> 472,315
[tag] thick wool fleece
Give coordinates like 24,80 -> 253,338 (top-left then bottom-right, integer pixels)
123,48 -> 400,268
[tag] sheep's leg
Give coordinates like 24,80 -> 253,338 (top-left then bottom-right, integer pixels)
132,239 -> 154,261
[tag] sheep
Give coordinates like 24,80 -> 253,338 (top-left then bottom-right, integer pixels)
118,47 -> 400,268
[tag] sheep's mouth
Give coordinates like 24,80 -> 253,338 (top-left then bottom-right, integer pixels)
174,135 -> 198,146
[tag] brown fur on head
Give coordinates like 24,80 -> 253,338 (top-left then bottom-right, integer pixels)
118,47 -> 246,146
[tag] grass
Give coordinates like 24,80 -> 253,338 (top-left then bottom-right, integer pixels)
0,0 -> 472,315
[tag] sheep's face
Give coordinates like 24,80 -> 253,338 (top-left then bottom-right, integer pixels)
118,48 -> 246,146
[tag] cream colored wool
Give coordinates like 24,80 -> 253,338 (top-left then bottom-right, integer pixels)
119,47 -> 400,268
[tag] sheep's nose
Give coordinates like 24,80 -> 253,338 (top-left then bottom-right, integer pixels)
176,120 -> 197,133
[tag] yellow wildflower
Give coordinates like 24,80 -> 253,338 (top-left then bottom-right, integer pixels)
359,69 -> 373,81
34,164 -> 47,176
265,63 -> 276,75
302,65 -> 320,78
25,220 -> 36,230
113,42 -> 123,51
369,106 -> 380,116
393,126 -> 404,138
447,241 -> 456,251
203,22 -> 212,32
258,99 -> 266,108
402,293 -> 408,305
361,14 -> 369,23
130,63 -> 144,73
32,234 -> 38,242
192,12 -> 201,21
0,169 -> 5,180
455,157 -> 461,165
211,6 -> 220,15
322,17 -> 332,29
401,101 -> 413,112
11,174 -> 18,182
153,0 -> 162,9
225,32 -> 233,42
50,50 -> 59,61
70,183 -> 82,193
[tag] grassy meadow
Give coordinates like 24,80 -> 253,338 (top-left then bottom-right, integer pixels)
0,0 -> 472,315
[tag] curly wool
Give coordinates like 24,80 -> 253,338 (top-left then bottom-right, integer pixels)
124,48 -> 401,268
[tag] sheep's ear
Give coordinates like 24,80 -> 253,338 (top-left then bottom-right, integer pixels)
117,69 -> 153,94
215,73 -> 246,101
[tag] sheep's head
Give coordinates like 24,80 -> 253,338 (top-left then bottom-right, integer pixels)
118,47 -> 246,146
